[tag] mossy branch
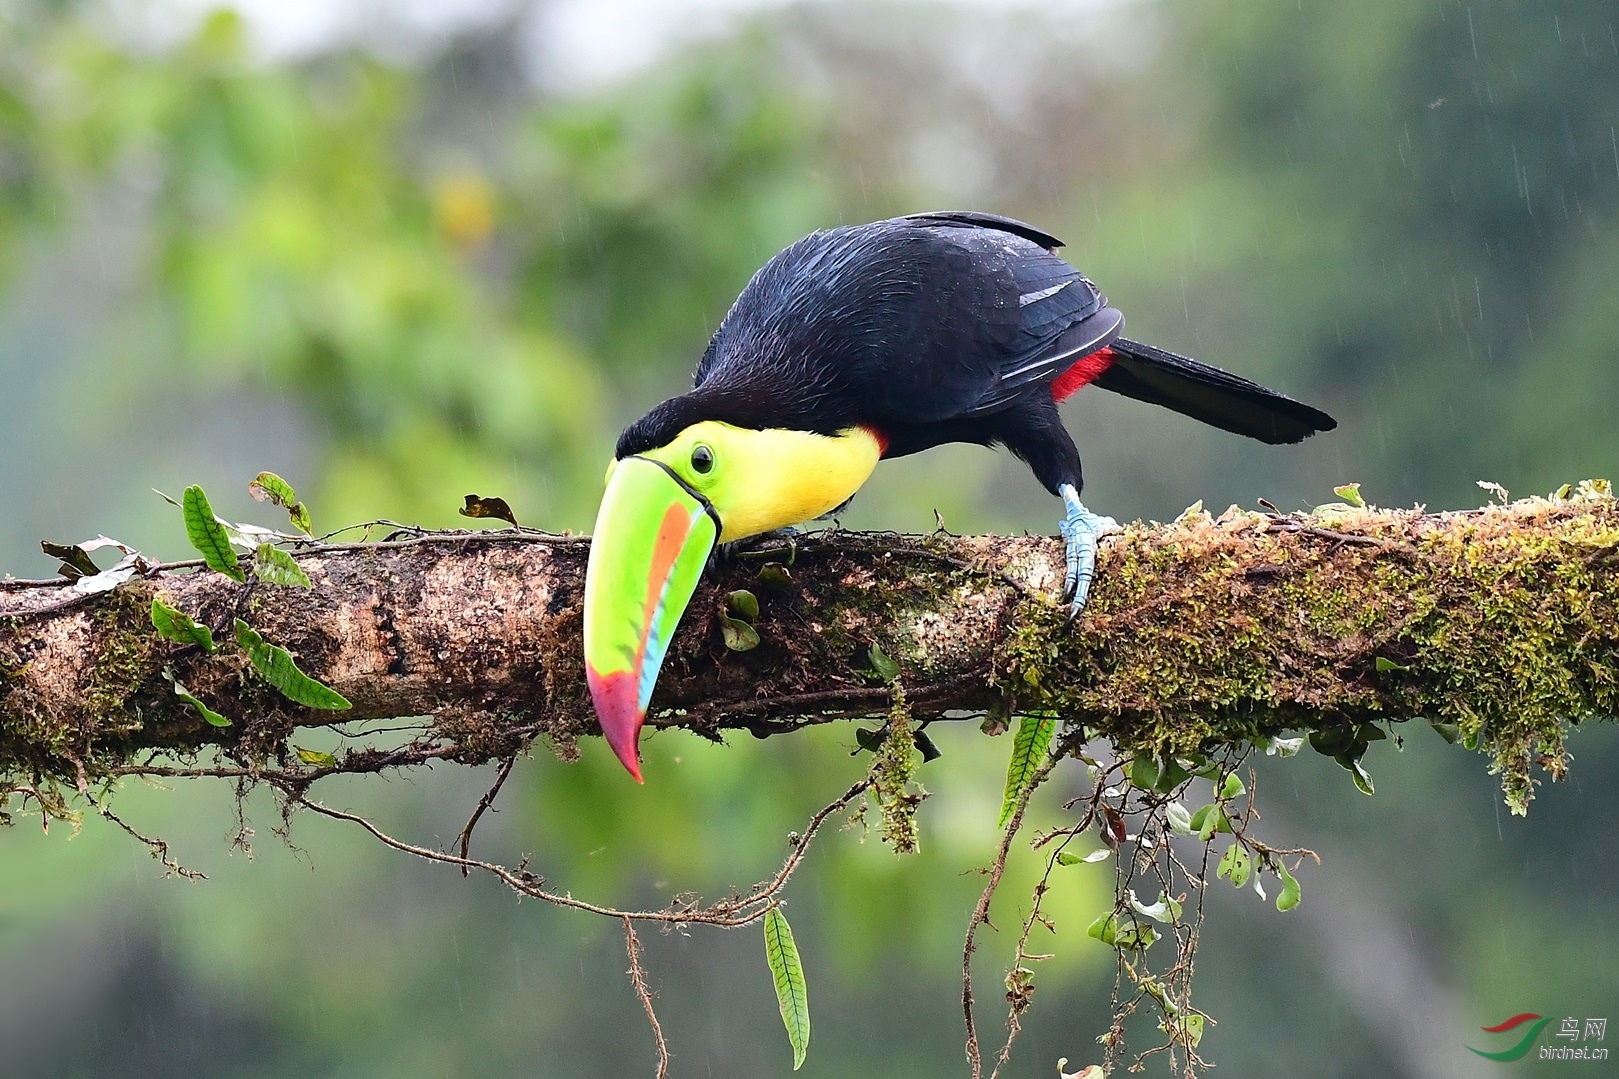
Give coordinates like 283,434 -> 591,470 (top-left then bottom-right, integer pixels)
3,488 -> 1616,813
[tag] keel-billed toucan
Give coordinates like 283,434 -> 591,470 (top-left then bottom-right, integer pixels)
584,210 -> 1336,780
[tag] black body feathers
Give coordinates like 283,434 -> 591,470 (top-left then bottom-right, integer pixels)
616,211 -> 1335,495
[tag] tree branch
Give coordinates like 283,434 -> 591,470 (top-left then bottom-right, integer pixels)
3,489 -> 1616,811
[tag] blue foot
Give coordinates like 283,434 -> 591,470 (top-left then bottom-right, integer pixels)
1058,483 -> 1118,622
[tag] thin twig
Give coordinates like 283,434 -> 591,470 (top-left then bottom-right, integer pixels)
288,775 -> 872,928
624,916 -> 671,1079
962,730 -> 1076,1078
458,755 -> 517,876
987,767 -> 1111,1079
99,804 -> 206,880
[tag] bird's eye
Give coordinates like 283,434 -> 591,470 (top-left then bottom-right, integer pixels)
690,444 -> 715,474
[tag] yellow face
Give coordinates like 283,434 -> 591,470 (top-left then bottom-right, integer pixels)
622,420 -> 883,543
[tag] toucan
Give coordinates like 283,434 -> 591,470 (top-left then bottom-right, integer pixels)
583,210 -> 1336,780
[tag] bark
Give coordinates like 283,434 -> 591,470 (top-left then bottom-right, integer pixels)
3,490 -> 1617,812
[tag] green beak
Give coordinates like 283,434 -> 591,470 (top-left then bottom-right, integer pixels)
583,456 -> 719,781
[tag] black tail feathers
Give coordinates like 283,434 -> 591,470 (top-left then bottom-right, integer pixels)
1093,338 -> 1336,445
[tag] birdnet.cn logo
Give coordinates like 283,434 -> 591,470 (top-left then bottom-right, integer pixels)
1466,1013 -> 1608,1061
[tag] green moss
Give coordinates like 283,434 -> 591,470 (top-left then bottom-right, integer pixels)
994,495 -> 1619,813
867,684 -> 924,854
80,589 -> 158,741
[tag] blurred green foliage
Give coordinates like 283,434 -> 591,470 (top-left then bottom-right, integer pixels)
1,1 -> 1617,1076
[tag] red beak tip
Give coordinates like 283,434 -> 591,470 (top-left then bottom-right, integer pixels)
588,667 -> 647,783
616,746 -> 645,784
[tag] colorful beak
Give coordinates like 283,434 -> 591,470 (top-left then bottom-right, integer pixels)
583,456 -> 720,781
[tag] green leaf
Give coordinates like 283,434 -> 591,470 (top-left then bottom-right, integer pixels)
173,680 -> 230,727
914,729 -> 941,762
1276,863 -> 1302,912
253,543 -> 312,588
150,597 -> 216,651
1374,656 -> 1410,673
457,492 -> 518,527
1128,890 -> 1182,923
867,642 -> 899,682
1154,758 -> 1192,793
248,472 -> 313,534
1347,758 -> 1376,796
1057,851 -> 1082,866
1428,720 -> 1461,744
1219,772 -> 1246,801
1310,724 -> 1356,758
719,614 -> 760,652
763,907 -> 810,1070
726,589 -> 760,621
1165,801 -> 1194,836
1217,843 -> 1252,888
756,563 -> 794,591
1128,753 -> 1162,790
1162,1012 -> 1206,1048
1333,482 -> 1365,508
233,620 -> 351,709
998,715 -> 1056,827
295,746 -> 338,768
1112,919 -> 1158,950
183,485 -> 246,582
1093,911 -> 1152,948
1191,803 -> 1233,839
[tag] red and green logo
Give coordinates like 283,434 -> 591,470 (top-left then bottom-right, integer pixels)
1468,1013 -> 1555,1061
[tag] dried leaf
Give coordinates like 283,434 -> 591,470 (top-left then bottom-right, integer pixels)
458,493 -> 518,527
40,541 -> 102,579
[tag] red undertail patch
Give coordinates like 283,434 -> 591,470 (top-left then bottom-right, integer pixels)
861,424 -> 891,456
1050,346 -> 1117,403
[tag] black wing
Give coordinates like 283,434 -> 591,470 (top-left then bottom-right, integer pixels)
684,213 -> 1119,432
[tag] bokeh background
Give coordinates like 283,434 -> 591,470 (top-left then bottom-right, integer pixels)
2,1 -> 1617,1076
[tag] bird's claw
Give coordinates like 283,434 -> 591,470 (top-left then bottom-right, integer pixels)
714,525 -> 800,567
1057,484 -> 1118,623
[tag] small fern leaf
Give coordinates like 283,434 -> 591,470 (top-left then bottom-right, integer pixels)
182,485 -> 245,582
763,907 -> 810,1070
999,714 -> 1056,827
234,620 -> 350,710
